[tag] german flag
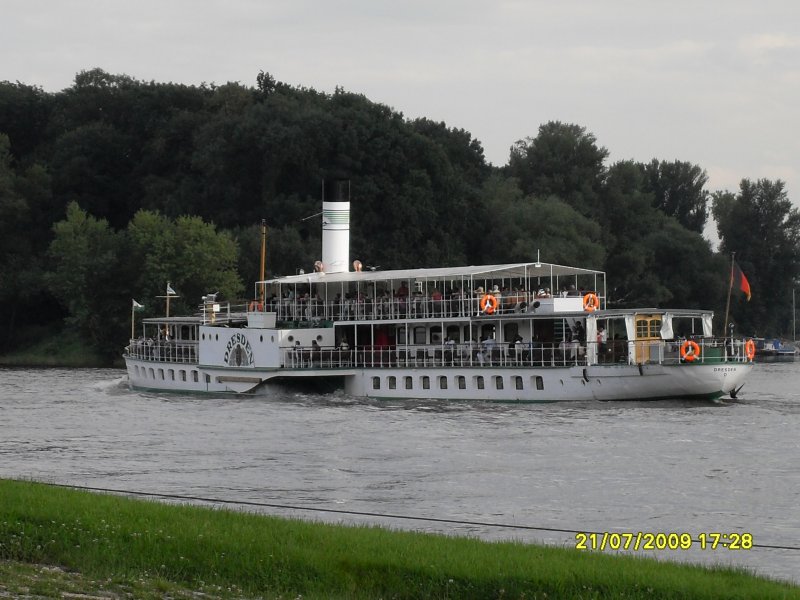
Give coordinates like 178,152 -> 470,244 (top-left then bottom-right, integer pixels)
733,261 -> 751,301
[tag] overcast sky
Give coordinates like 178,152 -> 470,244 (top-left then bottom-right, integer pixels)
3,0 -> 799,206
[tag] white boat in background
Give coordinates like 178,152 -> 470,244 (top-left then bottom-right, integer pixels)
754,338 -> 798,362
124,190 -> 753,401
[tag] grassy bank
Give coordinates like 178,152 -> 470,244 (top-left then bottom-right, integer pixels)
1,480 -> 797,599
0,329 -> 112,367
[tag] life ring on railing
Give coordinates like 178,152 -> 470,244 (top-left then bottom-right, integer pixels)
583,293 -> 600,312
744,339 -> 756,361
680,340 -> 701,362
480,294 -> 498,314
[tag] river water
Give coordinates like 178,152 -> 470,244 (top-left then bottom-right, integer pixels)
0,364 -> 797,584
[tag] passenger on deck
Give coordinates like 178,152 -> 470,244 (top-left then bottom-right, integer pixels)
396,282 -> 409,316
444,336 -> 456,365
597,325 -> 608,358
310,339 -> 321,365
337,336 -> 350,365
480,335 -> 497,365
431,288 -> 443,314
293,340 -> 302,367
450,286 -> 463,315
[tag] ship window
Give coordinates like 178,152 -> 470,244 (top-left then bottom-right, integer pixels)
495,376 -> 504,390
431,326 -> 442,345
422,376 -> 430,390
180,370 -> 186,382
504,323 -> 519,344
388,376 -> 396,390
457,375 -> 466,389
192,371 -> 198,383
475,375 -> 484,390
446,326 -> 461,343
397,326 -> 407,345
169,369 -> 175,381
372,377 -> 380,390
535,376 -> 544,390
205,374 -> 211,383
405,376 -> 413,390
439,376 -> 448,389
650,319 -> 662,337
514,375 -> 523,390
215,334 -> 219,341
158,369 -> 164,380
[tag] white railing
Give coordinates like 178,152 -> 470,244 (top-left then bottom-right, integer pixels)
257,294 -> 560,322
125,339 -> 199,363
124,337 -> 750,368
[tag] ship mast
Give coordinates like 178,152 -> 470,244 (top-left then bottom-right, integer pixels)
722,252 -> 735,340
259,219 -> 267,304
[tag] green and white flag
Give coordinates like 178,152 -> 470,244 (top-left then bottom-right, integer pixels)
132,299 -> 145,311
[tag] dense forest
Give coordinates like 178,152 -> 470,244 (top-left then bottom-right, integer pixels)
1,68 -> 799,362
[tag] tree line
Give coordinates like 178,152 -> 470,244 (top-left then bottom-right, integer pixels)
0,69 -> 798,361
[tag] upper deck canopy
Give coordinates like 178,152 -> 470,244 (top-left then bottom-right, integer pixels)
261,261 -> 604,287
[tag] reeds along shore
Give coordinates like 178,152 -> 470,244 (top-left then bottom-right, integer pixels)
0,479 -> 797,599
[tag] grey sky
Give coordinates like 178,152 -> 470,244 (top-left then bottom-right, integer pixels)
3,0 -> 799,206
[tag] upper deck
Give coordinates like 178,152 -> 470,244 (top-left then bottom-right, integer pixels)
253,260 -> 607,324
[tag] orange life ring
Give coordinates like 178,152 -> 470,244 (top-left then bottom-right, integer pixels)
480,294 -> 498,314
583,293 -> 600,312
680,340 -> 701,362
744,339 -> 756,361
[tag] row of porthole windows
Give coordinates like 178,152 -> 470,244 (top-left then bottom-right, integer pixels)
372,374 -> 545,392
134,364 -> 202,383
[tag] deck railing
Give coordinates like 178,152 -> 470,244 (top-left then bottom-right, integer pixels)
279,338 -> 750,370
124,337 -> 750,368
259,294 -> 554,323
125,339 -> 199,364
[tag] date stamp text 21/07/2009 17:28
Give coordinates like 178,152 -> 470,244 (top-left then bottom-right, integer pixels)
575,532 -> 753,552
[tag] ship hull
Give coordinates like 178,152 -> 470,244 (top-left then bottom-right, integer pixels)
125,357 -> 751,402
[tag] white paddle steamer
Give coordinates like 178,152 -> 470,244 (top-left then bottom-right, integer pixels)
124,196 -> 753,401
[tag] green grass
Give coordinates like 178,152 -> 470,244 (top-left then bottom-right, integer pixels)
0,479 -> 797,599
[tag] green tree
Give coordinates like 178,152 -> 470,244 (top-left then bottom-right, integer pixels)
46,202 -> 129,357
713,179 -> 800,336
507,122 -> 608,218
0,81 -> 52,159
127,211 -> 244,316
641,159 -> 709,233
479,174 -> 604,268
49,122 -> 136,228
598,161 -> 721,309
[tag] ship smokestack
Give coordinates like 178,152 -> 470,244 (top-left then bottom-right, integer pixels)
322,180 -> 350,274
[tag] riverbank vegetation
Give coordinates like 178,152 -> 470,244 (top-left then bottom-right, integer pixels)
1,479 -> 797,599
1,69 -> 799,364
